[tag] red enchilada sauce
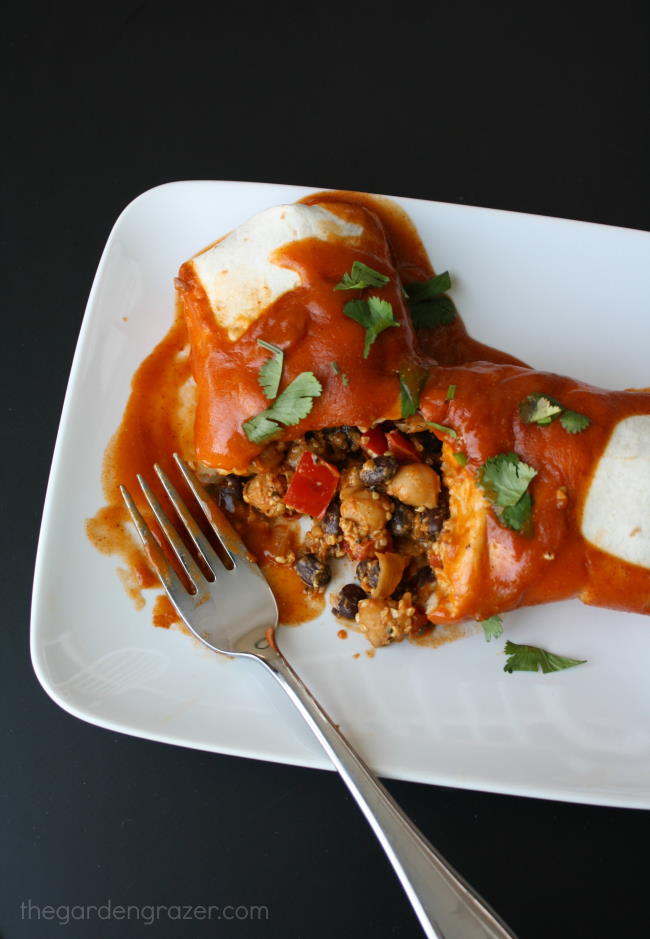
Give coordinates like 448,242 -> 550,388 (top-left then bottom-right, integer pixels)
179,199 -> 419,473
85,301 -> 323,628
420,364 -> 650,618
87,190 -> 650,635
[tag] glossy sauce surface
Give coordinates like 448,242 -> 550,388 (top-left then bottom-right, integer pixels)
300,191 -> 527,369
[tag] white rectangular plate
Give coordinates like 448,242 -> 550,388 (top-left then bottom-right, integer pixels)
31,181 -> 650,807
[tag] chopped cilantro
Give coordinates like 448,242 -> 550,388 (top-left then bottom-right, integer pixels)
452,452 -> 468,466
519,394 -> 563,426
335,261 -> 391,291
399,366 -> 429,418
243,372 -> 322,444
503,640 -> 587,674
242,412 -> 280,444
426,421 -> 457,440
409,296 -> 456,329
257,339 -> 284,400
520,393 -> 590,434
405,271 -> 451,302
501,492 -> 533,531
344,297 -> 400,358
478,452 -> 537,533
405,272 -> 457,329
560,410 -> 591,434
481,615 -> 503,642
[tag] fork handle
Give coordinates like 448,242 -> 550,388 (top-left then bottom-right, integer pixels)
261,650 -> 517,939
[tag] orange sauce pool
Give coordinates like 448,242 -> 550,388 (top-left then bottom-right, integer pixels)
85,312 -> 326,629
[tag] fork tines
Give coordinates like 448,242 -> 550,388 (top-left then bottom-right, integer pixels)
120,453 -> 242,594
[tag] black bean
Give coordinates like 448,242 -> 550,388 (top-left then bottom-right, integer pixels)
413,431 -> 443,465
356,559 -> 380,592
324,426 -> 352,450
389,501 -> 414,537
321,498 -> 341,535
323,430 -> 347,453
320,426 -> 363,462
216,475 -> 244,514
359,455 -> 398,489
341,426 -> 362,451
415,507 -> 446,539
332,584 -> 367,620
412,565 -> 435,589
295,553 -> 331,589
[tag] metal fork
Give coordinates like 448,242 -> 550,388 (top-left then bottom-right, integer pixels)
121,453 -> 517,939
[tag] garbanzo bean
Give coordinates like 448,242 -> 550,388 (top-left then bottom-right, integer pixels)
387,463 -> 441,509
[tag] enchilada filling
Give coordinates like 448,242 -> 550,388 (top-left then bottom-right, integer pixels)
205,420 -> 450,647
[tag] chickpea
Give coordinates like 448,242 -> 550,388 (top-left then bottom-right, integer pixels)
387,463 -> 440,509
356,598 -> 390,646
340,487 -> 392,535
242,472 -> 287,517
372,552 -> 408,599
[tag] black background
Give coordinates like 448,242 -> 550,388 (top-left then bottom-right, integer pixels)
3,4 -> 649,938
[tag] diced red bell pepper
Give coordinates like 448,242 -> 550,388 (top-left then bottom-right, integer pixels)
283,451 -> 340,520
386,430 -> 421,462
361,427 -> 389,457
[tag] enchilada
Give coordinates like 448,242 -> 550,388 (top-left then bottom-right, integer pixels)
174,193 -> 650,647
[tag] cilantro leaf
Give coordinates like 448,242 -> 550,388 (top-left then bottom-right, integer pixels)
405,272 -> 457,330
399,366 -> 429,418
478,452 -> 537,533
560,410 -> 591,434
519,394 -> 563,426
479,453 -> 537,507
400,376 -> 418,418
257,339 -> 284,400
409,296 -> 457,329
243,372 -> 322,444
452,452 -> 467,466
519,393 -> 591,435
503,640 -> 587,674
426,421 -> 458,440
405,271 -> 451,303
335,261 -> 391,291
481,615 -> 503,642
344,296 -> 400,358
242,411 -> 282,444
501,492 -> 533,532
263,372 -> 322,425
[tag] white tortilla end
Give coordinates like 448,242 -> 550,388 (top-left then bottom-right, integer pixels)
189,204 -> 363,341
581,415 -> 650,568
